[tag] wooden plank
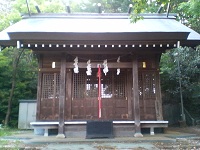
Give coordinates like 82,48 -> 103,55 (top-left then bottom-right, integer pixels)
39,68 -> 60,72
57,54 -> 66,138
132,54 -> 143,137
33,48 -> 166,55
13,32 -> 189,42
24,39 -> 178,46
30,120 -> 168,125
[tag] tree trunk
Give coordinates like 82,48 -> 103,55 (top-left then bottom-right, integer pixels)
4,48 -> 24,126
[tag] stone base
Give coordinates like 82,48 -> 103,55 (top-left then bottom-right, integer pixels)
34,129 -> 44,135
134,133 -> 143,138
56,134 -> 66,138
179,121 -> 187,128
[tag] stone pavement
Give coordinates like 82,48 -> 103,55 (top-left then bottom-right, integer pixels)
0,127 -> 200,149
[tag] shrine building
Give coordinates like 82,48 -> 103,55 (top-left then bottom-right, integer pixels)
0,11 -> 200,138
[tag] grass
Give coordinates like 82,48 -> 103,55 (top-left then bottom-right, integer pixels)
0,127 -> 24,149
0,127 -> 18,137
0,140 -> 23,149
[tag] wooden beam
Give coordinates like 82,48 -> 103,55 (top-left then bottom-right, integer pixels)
32,46 -> 167,55
56,54 -> 66,138
38,62 -> 132,71
23,39 -> 179,46
10,32 -> 189,41
39,68 -> 60,72
66,62 -> 132,69
132,54 -> 143,137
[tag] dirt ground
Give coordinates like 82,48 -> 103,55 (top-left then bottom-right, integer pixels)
0,126 -> 200,150
154,126 -> 200,150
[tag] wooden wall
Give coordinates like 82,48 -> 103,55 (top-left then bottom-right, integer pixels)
36,53 -> 162,121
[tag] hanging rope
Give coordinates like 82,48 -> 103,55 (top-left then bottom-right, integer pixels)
98,65 -> 102,119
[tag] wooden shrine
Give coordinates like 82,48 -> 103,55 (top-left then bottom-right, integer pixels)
0,12 -> 200,138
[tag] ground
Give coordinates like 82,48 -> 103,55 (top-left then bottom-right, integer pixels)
0,126 -> 200,149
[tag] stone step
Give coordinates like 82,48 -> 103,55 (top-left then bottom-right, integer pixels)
64,124 -> 136,138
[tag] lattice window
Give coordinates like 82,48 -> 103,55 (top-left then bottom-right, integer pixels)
143,73 -> 156,99
41,73 -> 60,99
73,69 -> 126,99
101,72 -> 112,98
73,71 -> 86,98
138,72 -> 143,99
114,71 -> 126,98
86,75 -> 98,98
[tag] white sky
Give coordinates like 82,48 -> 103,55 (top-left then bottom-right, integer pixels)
65,0 -> 89,5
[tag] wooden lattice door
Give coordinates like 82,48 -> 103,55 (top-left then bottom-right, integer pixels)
72,69 -> 128,120
40,73 -> 60,120
72,71 -> 98,119
139,71 -> 158,120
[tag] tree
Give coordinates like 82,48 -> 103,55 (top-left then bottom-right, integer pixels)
67,0 -> 133,13
0,0 -> 72,127
131,0 -> 200,119
0,47 -> 38,126
4,48 -> 24,126
131,0 -> 199,33
178,0 -> 200,33
160,46 -> 200,117
0,0 -> 38,127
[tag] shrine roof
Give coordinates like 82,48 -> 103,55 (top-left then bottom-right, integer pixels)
0,13 -> 200,48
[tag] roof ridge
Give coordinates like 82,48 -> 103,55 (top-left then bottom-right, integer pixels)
21,13 -> 177,19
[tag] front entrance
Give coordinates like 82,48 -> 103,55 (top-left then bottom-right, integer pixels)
72,69 -> 128,120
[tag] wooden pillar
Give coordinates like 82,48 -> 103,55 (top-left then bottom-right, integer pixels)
36,54 -> 43,120
56,54 -> 66,138
127,69 -> 133,119
132,55 -> 143,137
155,72 -> 164,120
155,54 -> 163,120
65,69 -> 72,119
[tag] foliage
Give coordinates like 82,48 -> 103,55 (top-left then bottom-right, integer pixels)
178,0 -> 200,33
160,46 -> 200,117
0,48 -> 38,127
69,0 -> 133,13
130,0 -> 200,34
0,0 -> 66,127
12,0 -> 65,14
131,0 -> 168,22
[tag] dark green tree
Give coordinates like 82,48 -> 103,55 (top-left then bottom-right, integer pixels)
160,46 -> 200,117
0,48 -> 38,126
